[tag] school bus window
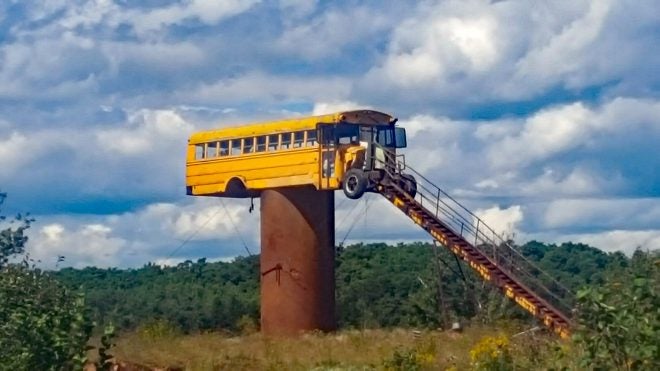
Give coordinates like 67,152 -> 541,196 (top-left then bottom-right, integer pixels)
206,142 -> 218,158
256,136 -> 266,152
293,131 -> 304,148
320,126 -> 334,144
267,134 -> 279,151
281,133 -> 292,149
243,137 -> 254,154
337,124 -> 359,145
230,139 -> 241,156
360,127 -> 373,142
195,144 -> 205,160
219,141 -> 229,156
377,127 -> 394,147
305,130 -> 317,146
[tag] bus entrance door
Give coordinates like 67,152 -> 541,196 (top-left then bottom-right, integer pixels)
319,125 -> 337,190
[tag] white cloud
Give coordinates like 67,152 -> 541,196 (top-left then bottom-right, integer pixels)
99,109 -> 193,156
0,132 -> 32,177
26,196 -> 260,269
276,6 -> 391,60
362,0 -> 505,94
474,205 -> 523,238
523,227 -> 660,256
24,191 -> 430,268
483,97 -> 660,173
312,101 -> 367,115
108,197 -> 258,245
57,0 -> 119,30
380,52 -> 443,88
378,8 -> 499,87
182,72 -> 351,106
542,198 -> 660,231
30,222 -> 127,268
154,255 -> 234,267
39,0 -> 261,40
153,257 -> 184,267
573,230 -> 660,255
0,108 -> 199,207
335,193 -> 425,243
506,1 -> 612,94
100,40 -> 207,73
475,179 -> 499,190
0,34 -> 102,99
360,0 -> 660,108
41,224 -> 65,242
519,167 -> 620,197
399,114 -> 466,175
488,102 -> 593,169
168,201 -> 242,240
0,1 -> 256,105
278,0 -> 318,18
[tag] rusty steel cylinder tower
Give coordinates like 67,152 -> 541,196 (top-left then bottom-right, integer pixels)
260,186 -> 336,336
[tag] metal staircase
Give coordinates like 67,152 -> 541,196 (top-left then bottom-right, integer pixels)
374,148 -> 574,337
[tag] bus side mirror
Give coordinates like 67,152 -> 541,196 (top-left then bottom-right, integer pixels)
394,127 -> 407,148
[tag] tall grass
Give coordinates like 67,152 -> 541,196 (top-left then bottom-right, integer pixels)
110,323 -> 570,370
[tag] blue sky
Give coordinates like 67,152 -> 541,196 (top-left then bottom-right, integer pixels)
0,0 -> 659,268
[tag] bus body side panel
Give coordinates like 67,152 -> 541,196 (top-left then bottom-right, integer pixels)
186,148 -> 330,195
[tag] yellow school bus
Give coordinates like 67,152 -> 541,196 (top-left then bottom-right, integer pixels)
186,110 -> 415,199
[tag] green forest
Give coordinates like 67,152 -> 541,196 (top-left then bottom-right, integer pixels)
52,241 -> 631,334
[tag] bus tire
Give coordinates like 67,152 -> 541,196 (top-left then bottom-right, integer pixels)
343,169 -> 367,199
401,174 -> 417,198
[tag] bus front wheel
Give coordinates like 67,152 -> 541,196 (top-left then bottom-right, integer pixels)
343,169 -> 367,199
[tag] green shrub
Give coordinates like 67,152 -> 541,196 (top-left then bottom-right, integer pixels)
0,194 -> 96,370
0,262 -> 93,370
572,250 -> 659,370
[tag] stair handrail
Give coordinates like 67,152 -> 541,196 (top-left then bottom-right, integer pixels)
373,144 -> 575,317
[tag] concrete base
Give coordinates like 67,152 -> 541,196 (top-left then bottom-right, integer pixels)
260,187 -> 336,336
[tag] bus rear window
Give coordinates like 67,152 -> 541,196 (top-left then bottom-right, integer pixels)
206,142 -> 217,158
195,144 -> 205,160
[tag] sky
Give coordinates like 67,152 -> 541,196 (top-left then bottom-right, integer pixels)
0,0 -> 659,269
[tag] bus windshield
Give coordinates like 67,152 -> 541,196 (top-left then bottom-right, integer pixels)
335,124 -> 359,144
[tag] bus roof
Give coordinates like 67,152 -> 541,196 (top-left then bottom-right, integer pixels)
189,110 -> 395,143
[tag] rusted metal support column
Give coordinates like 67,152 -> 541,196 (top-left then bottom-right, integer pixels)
260,186 -> 336,336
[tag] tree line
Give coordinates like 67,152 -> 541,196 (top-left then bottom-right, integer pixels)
54,240 -> 630,333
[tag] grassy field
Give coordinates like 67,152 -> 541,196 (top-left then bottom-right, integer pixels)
105,323 -> 570,370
